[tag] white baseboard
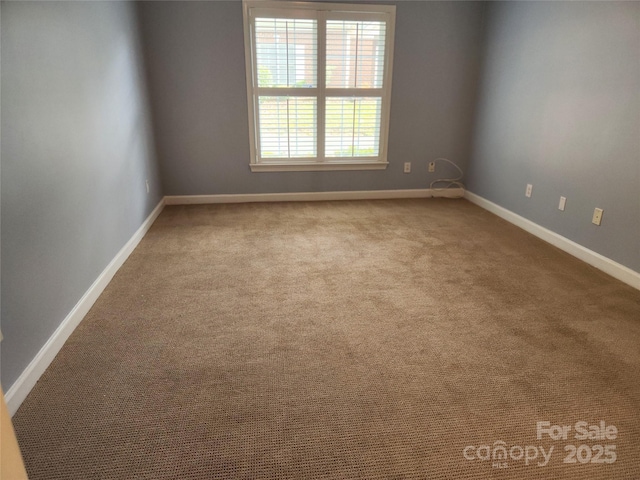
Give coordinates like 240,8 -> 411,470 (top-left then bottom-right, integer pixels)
5,199 -> 166,416
465,191 -> 640,291
165,188 -> 464,205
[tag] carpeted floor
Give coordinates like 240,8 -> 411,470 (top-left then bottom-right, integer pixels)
12,199 -> 640,479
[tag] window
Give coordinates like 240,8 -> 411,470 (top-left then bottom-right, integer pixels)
243,1 -> 396,171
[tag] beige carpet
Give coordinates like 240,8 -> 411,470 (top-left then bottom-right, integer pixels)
12,199 -> 640,479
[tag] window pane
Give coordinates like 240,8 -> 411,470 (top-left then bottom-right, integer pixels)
325,97 -> 381,157
255,18 -> 317,88
326,20 -> 386,89
259,96 -> 317,158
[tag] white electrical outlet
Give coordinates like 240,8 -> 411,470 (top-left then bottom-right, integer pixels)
592,208 -> 603,226
428,162 -> 436,173
525,184 -> 533,198
558,196 -> 566,211
404,162 -> 411,173
146,179 -> 150,194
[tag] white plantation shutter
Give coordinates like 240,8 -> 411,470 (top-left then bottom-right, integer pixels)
325,19 -> 386,158
325,97 -> 381,157
253,16 -> 318,159
254,18 -> 317,88
326,20 -> 386,89
258,96 -> 317,158
244,2 -> 395,171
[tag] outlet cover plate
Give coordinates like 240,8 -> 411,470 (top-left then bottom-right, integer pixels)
592,208 -> 603,226
525,184 -> 533,198
558,196 -> 566,211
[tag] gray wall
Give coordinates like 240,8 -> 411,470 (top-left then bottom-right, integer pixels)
136,1 -> 485,195
1,1 -> 162,390
467,2 -> 640,272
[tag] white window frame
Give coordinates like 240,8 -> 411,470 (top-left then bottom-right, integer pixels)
243,0 -> 396,172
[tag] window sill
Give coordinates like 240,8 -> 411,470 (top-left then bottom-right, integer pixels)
250,162 -> 389,172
